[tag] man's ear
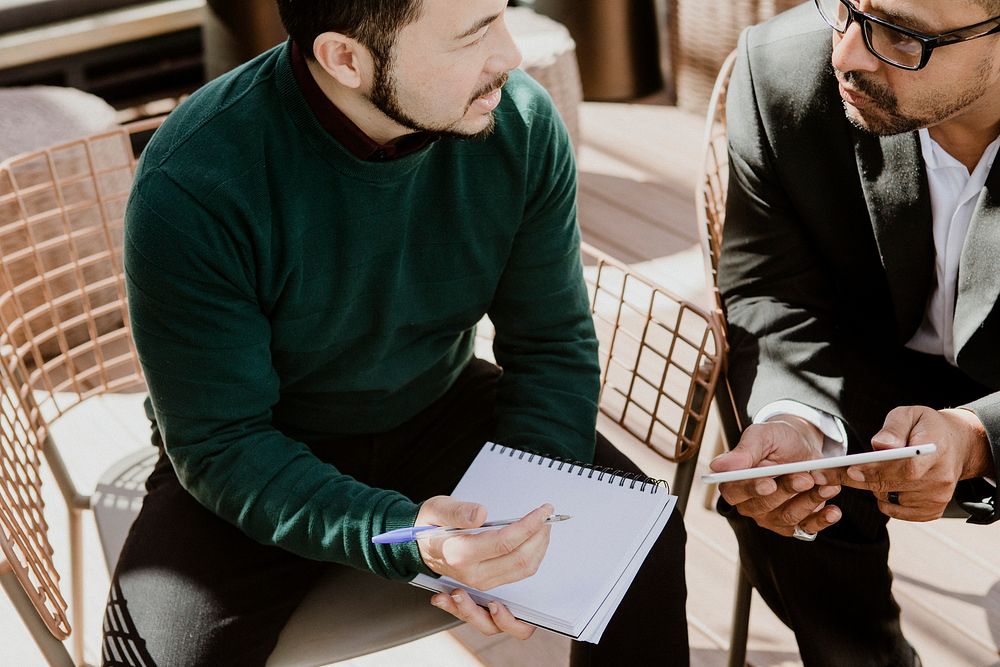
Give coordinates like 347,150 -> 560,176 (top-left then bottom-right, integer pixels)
312,32 -> 369,89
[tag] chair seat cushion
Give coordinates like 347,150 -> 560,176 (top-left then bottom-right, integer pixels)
49,390 -> 460,663
267,567 -> 460,667
0,86 -> 117,162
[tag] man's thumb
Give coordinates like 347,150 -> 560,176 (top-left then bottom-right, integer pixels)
872,407 -> 915,449
709,447 -> 756,472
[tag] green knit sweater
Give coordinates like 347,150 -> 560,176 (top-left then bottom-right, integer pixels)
125,42 -> 599,580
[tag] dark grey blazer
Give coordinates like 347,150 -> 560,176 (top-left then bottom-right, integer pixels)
719,3 -> 1000,523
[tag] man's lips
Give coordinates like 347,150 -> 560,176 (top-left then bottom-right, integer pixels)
838,81 -> 872,108
472,87 -> 502,112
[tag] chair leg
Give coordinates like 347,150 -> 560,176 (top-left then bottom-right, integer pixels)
69,508 -> 86,664
728,562 -> 752,667
703,431 -> 726,510
1,565 -> 75,666
673,455 -> 697,515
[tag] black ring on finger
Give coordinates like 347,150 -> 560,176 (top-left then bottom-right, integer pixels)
887,490 -> 900,505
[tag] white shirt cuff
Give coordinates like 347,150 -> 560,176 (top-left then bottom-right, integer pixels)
753,400 -> 848,458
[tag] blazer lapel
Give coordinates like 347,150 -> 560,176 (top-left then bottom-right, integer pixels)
853,128 -> 934,341
954,163 -> 1000,358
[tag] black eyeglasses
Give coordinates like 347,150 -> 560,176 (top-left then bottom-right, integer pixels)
815,0 -> 1000,70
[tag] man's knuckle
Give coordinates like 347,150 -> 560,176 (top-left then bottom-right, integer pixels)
777,509 -> 799,526
511,552 -> 531,572
495,538 -> 517,556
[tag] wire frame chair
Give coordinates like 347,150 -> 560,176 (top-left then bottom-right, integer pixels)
476,243 -> 725,513
696,49 -> 737,326
0,117 -> 164,662
582,243 -> 723,510
693,50 -> 758,667
696,50 -> 744,500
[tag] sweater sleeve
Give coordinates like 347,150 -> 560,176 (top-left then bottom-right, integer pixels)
124,168 -> 431,580
487,96 -> 601,464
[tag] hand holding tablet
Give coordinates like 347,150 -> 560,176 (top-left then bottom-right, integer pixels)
701,444 -> 938,484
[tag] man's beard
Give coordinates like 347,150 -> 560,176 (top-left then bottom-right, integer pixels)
368,52 -> 508,141
835,61 -> 993,136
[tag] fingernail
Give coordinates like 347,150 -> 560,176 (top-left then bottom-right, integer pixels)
813,472 -> 828,485
755,479 -> 775,495
847,468 -> 865,482
827,507 -> 842,523
873,430 -> 900,446
432,596 -> 446,607
468,506 -> 480,522
451,594 -> 463,604
819,485 -> 839,499
791,476 -> 811,492
488,602 -> 499,615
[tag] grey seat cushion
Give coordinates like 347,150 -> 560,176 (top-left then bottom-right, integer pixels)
0,0 -> 146,35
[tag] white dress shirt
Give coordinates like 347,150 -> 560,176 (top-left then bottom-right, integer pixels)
907,129 -> 1000,364
755,129 -> 1000,454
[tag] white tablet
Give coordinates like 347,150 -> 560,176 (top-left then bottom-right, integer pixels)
701,444 -> 938,484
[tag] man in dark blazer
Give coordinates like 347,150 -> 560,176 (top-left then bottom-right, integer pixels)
709,1 -> 1000,664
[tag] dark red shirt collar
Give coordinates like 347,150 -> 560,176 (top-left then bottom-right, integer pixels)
290,41 -> 435,161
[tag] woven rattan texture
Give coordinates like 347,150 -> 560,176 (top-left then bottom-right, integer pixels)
0,118 -> 162,639
669,0 -> 801,113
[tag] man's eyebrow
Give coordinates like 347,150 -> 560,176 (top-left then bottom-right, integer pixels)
868,3 -> 936,33
454,11 -> 502,40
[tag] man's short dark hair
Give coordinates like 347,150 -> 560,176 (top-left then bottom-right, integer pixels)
275,0 -> 424,62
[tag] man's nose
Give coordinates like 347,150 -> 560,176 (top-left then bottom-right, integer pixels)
831,21 -> 881,74
489,16 -> 523,74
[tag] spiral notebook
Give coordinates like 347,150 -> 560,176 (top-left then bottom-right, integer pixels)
411,442 -> 677,643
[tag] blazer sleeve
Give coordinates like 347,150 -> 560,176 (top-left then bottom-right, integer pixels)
720,28 -> 859,439
959,394 -> 1000,524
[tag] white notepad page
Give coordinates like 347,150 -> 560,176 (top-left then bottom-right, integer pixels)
411,442 -> 677,642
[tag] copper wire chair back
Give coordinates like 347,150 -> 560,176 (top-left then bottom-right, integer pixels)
0,117 -> 164,640
476,243 -> 724,476
696,49 -> 738,327
694,52 -> 758,667
581,243 -> 723,465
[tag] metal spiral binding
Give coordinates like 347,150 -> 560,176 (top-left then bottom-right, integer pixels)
488,443 -> 669,494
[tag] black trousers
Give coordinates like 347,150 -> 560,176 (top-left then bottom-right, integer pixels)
102,359 -> 689,666
724,349 -> 990,667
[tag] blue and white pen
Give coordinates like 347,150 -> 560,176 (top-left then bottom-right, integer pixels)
371,514 -> 571,545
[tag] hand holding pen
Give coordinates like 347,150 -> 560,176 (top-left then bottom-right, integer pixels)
372,513 -> 570,543
405,496 -> 557,640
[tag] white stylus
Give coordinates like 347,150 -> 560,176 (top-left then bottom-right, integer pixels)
701,444 -> 938,484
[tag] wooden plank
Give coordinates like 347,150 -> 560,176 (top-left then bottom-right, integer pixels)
0,0 -> 204,70
583,172 -> 699,244
579,179 -> 694,263
580,102 -> 707,194
888,520 -> 1000,665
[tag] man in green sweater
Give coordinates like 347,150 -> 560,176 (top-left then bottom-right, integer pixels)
103,1 -> 689,665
